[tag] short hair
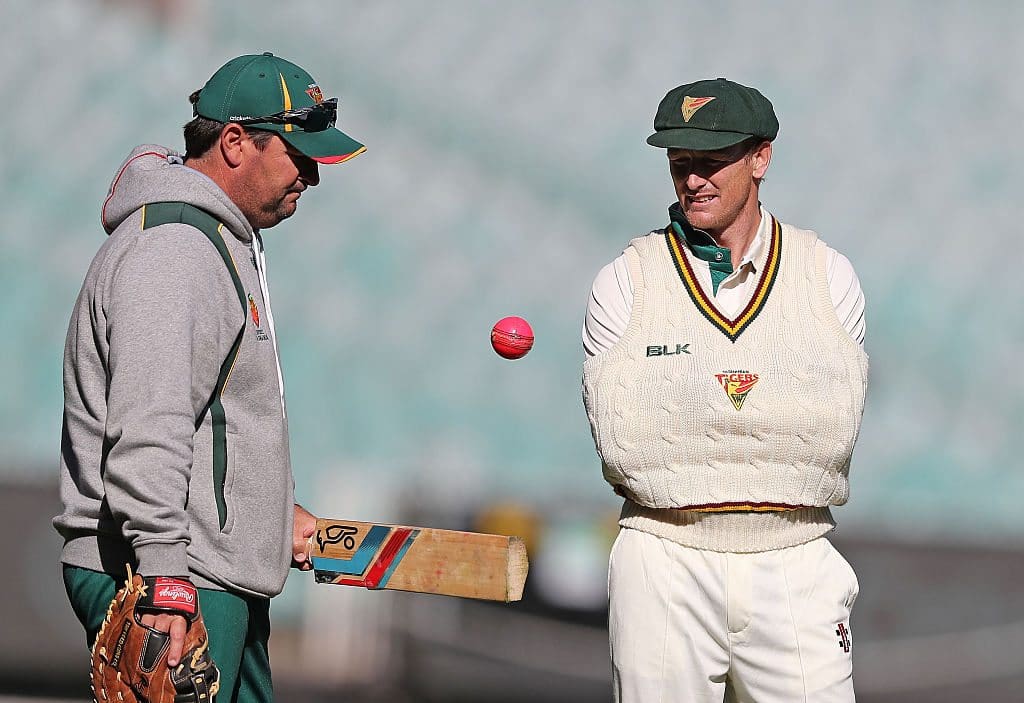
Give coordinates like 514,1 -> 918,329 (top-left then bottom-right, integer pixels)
183,89 -> 276,159
735,136 -> 766,158
740,136 -> 770,185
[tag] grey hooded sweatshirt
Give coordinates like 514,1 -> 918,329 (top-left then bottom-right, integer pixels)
54,144 -> 295,598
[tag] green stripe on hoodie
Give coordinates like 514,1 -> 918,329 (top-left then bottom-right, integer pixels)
143,201 -> 247,530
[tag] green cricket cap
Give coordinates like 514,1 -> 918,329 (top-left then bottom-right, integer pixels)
647,78 -> 779,151
195,52 -> 365,165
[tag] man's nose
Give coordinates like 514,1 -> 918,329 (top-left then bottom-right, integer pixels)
685,172 -> 707,190
299,160 -> 320,187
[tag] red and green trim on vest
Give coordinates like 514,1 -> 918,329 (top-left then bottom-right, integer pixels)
615,485 -> 806,513
679,501 -> 806,513
664,210 -> 782,342
141,201 -> 246,530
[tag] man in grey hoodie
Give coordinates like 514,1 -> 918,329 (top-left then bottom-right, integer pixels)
55,53 -> 365,702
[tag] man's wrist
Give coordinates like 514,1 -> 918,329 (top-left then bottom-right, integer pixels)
134,542 -> 190,580
141,576 -> 199,617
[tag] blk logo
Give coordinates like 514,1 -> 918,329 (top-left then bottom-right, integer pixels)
646,344 -> 691,357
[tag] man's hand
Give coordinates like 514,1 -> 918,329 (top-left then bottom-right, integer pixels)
91,569 -> 219,703
140,612 -> 188,666
292,503 -> 317,570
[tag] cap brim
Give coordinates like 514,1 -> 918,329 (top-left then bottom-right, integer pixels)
646,128 -> 754,151
279,127 -> 366,165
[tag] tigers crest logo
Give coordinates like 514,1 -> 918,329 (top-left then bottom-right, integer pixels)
682,96 -> 715,122
306,84 -> 324,104
715,371 -> 759,410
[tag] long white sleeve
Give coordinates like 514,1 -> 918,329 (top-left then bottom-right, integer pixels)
825,250 -> 866,347
583,256 -> 634,357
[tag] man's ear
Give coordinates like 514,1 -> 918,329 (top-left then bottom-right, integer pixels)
219,123 -> 247,168
751,141 -> 772,180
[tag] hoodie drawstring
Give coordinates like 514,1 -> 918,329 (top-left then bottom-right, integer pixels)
252,232 -> 287,420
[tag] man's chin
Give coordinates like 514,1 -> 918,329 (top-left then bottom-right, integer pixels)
683,211 -> 717,231
259,205 -> 297,229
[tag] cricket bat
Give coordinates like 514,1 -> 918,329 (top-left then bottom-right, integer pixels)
307,518 -> 529,602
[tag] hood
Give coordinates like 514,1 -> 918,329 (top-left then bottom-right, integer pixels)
101,144 -> 254,244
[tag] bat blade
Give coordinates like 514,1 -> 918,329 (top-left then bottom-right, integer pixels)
308,518 -> 529,602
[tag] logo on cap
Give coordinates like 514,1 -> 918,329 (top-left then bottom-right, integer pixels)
682,96 -> 715,122
306,84 -> 324,104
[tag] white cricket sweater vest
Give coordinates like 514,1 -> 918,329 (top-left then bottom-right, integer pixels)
582,217 -> 868,552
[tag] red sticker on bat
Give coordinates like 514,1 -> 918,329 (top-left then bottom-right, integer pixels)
152,578 -> 197,615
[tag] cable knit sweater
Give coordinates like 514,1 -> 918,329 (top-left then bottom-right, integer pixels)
582,216 -> 868,552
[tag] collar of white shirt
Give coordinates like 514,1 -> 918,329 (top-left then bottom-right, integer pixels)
672,204 -> 770,275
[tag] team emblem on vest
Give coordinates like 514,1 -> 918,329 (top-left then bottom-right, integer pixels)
715,371 -> 759,410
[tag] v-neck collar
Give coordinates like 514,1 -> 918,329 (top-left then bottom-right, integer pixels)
664,210 -> 783,342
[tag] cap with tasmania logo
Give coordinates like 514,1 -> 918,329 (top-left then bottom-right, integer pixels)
195,52 -> 365,165
646,78 -> 779,151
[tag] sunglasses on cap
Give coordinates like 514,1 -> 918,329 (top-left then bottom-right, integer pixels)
233,98 -> 338,132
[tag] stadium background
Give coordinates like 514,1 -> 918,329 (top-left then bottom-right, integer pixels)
2,1 -> 1023,701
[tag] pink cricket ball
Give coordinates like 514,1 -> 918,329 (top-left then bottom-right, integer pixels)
490,316 -> 534,360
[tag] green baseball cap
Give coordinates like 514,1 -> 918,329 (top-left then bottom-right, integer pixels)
195,52 -> 365,165
647,78 -> 778,151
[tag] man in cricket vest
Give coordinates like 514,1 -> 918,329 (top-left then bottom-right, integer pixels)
582,78 -> 868,702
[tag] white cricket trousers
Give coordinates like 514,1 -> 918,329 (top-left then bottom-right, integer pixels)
608,528 -> 858,703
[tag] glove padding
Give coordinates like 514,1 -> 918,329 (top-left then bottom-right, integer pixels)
91,566 -> 220,703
